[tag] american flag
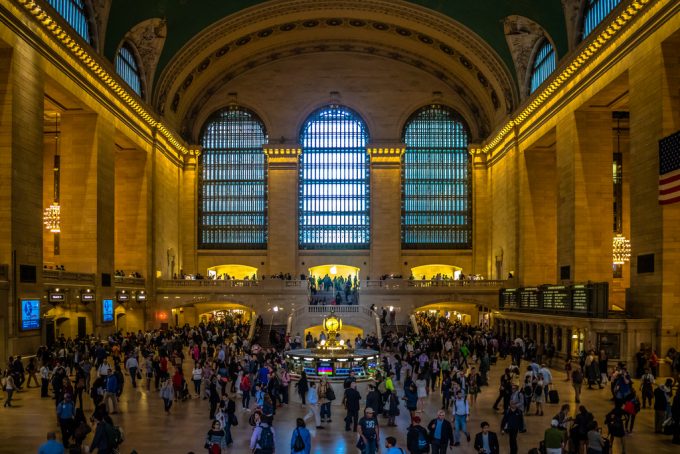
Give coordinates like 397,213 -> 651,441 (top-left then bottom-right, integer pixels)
659,131 -> 680,205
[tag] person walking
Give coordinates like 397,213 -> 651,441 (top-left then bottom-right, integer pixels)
103,370 -> 119,414
653,381 -> 669,433
125,354 -> 139,389
204,420 -> 228,454
406,416 -> 430,454
571,364 -> 584,404
474,421 -> 500,454
192,363 -> 203,397
304,381 -> 322,429
160,378 -> 174,414
358,407 -> 380,454
3,373 -> 15,407
56,393 -> 76,448
296,372 -> 309,405
500,401 -> 524,454
40,362 -> 51,398
451,390 -> 471,446
291,418 -> 312,454
344,381 -> 362,432
605,401 -> 627,454
427,409 -> 454,454
38,432 -> 65,454
385,436 -> 405,454
543,419 -> 566,454
250,414 -> 276,454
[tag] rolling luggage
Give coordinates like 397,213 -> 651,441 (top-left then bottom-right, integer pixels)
548,389 -> 559,404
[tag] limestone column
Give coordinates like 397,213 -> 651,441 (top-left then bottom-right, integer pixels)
179,154 -> 198,275
264,146 -> 299,276
367,146 -> 403,278
629,37 -> 680,357
0,43 -> 44,355
471,151 -> 491,277
555,110 -> 613,283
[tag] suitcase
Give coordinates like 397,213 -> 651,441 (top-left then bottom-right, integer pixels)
548,389 -> 559,404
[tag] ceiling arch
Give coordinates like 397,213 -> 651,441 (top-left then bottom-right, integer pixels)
153,0 -> 520,139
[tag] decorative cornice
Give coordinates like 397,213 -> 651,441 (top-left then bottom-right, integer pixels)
474,0 -> 654,156
367,146 -> 404,164
263,146 -> 302,158
14,0 -> 198,159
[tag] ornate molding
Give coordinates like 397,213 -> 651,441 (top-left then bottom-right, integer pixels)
155,0 -> 517,117
123,18 -> 167,98
503,15 -> 548,100
367,145 -> 405,164
180,39 -> 492,142
90,0 -> 111,52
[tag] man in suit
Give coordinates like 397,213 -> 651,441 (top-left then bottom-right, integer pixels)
474,421 -> 500,454
427,409 -> 454,454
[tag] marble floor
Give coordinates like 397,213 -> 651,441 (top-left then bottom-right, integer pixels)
1,357 -> 678,454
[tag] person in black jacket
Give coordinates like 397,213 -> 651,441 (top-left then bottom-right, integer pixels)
365,384 -> 382,413
406,416 -> 430,454
427,409 -> 454,454
474,421 -> 500,454
343,381 -> 362,432
654,381 -> 671,433
500,401 -> 524,454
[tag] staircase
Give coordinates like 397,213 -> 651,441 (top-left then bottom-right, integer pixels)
254,324 -> 287,348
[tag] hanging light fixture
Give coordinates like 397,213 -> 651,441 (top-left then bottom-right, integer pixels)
43,113 -> 61,238
613,234 -> 631,265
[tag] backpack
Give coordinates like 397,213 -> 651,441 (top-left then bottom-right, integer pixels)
416,427 -> 430,452
104,423 -> 124,447
293,428 -> 306,452
258,425 -> 274,450
240,376 -> 251,392
326,386 -> 336,401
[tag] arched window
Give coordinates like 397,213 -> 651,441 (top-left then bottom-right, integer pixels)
402,105 -> 471,248
199,107 -> 268,249
115,43 -> 143,96
47,0 -> 92,44
583,0 -> 621,39
529,40 -> 556,94
299,105 -> 370,249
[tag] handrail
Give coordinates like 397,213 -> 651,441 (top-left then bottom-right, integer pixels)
363,279 -> 505,289
114,276 -> 146,286
157,279 -> 307,289
43,269 -> 96,283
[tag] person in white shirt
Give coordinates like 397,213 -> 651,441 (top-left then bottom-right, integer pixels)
303,382 -> 322,428
452,390 -> 471,446
40,364 -> 51,397
98,362 -> 110,378
125,355 -> 139,388
539,365 -> 553,401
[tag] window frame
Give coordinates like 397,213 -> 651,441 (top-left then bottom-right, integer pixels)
529,39 -> 556,94
46,0 -> 96,47
198,106 -> 269,250
401,104 -> 473,250
582,0 -> 622,40
115,42 -> 144,97
298,105 -> 371,250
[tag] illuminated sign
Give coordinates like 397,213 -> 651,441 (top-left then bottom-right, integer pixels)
20,299 -> 41,331
102,299 -> 114,323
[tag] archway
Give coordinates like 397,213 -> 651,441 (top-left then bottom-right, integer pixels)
413,302 -> 483,326
207,264 -> 258,280
301,324 -> 364,346
308,264 -> 360,280
410,264 -> 462,280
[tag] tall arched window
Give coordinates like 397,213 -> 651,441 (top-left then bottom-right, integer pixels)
47,0 -> 92,44
199,107 -> 268,249
583,0 -> 621,39
115,43 -> 143,96
299,106 -> 370,249
529,40 -> 556,94
402,105 -> 471,248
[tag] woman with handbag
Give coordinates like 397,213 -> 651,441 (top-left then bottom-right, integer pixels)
290,418 -> 312,454
204,420 -> 228,454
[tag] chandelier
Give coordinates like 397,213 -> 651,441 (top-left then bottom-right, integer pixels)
43,202 -> 61,233
613,234 -> 631,265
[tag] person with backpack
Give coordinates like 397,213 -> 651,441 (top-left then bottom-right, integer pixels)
385,436 -> 405,454
406,416 -> 430,454
427,410 -> 454,453
56,393 -> 76,447
250,414 -> 276,454
623,391 -> 641,433
290,418 -> 311,454
204,420 -> 228,454
89,413 -> 118,454
605,401 -> 627,454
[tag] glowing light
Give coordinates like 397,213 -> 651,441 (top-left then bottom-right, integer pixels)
330,266 -> 337,275
613,235 -> 631,265
43,203 -> 61,232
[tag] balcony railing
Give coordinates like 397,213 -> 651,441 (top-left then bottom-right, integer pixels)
43,269 -> 96,284
363,279 -> 505,289
114,276 -> 146,286
158,279 -> 306,289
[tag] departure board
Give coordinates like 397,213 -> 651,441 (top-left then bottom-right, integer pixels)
571,285 -> 589,312
500,288 -> 518,309
541,286 -> 570,310
519,288 -> 540,309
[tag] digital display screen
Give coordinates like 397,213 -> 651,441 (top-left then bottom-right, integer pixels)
21,299 -> 40,331
136,293 -> 146,302
116,292 -> 129,302
335,368 -> 350,376
352,366 -> 365,375
102,299 -> 114,323
303,367 -> 316,376
317,363 -> 333,375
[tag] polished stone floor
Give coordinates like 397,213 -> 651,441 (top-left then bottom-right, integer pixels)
1,357 -> 678,454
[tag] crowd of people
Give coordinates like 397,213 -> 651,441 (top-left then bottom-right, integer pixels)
2,309 -> 680,453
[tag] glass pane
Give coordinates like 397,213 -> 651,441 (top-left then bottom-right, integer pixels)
199,108 -> 268,249
47,0 -> 91,44
583,0 -> 622,39
115,44 -> 142,96
402,105 -> 471,249
529,41 -> 556,94
299,106 -> 370,249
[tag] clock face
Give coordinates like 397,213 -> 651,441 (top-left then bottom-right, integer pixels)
326,318 -> 339,331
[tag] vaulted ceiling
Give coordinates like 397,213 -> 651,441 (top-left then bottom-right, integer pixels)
104,0 -> 568,83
